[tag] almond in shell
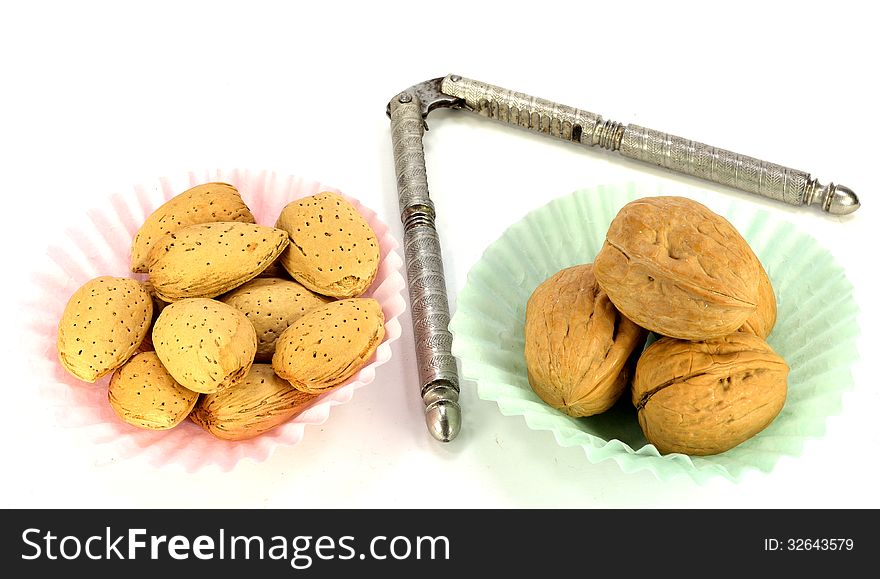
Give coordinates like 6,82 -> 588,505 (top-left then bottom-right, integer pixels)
220,277 -> 332,362
190,364 -> 318,440
272,298 -> 385,394
146,222 -> 289,301
108,351 -> 199,430
152,298 -> 257,393
57,276 -> 153,382
275,192 -> 380,298
130,182 -> 255,273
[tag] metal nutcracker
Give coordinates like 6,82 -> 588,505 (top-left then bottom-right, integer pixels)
388,74 -> 860,442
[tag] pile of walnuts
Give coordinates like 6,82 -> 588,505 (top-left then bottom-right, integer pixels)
524,196 -> 788,456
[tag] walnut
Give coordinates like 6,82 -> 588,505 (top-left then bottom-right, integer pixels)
738,257 -> 777,338
524,264 -> 647,417
594,196 -> 759,340
632,333 -> 789,456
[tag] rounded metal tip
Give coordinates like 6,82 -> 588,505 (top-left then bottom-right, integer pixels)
425,400 -> 461,442
827,184 -> 860,215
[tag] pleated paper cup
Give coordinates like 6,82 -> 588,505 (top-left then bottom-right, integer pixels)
30,169 -> 406,471
449,182 -> 860,482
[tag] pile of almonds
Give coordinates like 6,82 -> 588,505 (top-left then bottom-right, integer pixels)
524,196 -> 790,456
57,183 -> 385,441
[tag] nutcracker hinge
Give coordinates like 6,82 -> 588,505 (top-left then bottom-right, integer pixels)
385,76 -> 465,128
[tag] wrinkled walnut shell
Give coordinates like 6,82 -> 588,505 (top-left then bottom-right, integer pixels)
594,196 -> 759,340
632,333 -> 789,456
738,257 -> 777,338
524,264 -> 647,417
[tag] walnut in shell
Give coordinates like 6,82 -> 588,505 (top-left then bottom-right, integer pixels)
632,333 -> 789,456
524,264 -> 647,417
594,196 -> 759,340
738,256 -> 777,339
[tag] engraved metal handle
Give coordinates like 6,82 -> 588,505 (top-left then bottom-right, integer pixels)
441,75 -> 859,215
389,91 -> 461,442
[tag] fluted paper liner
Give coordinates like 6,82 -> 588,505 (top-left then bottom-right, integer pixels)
30,169 -> 406,471
449,183 -> 859,482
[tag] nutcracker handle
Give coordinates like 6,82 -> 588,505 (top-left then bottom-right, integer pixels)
440,74 -> 859,215
389,89 -> 461,443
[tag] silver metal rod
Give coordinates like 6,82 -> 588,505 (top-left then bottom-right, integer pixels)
389,91 -> 461,442
441,74 -> 859,215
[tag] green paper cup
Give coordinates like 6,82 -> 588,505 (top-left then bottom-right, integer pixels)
449,183 -> 860,482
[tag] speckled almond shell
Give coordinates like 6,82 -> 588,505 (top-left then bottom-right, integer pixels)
275,192 -> 380,298
146,222 -> 290,301
272,298 -> 385,394
632,333 -> 789,456
130,182 -> 255,273
108,351 -> 199,430
220,277 -> 332,362
594,196 -> 759,340
57,276 -> 153,383
524,264 -> 647,417
152,298 -> 257,394
190,364 -> 318,441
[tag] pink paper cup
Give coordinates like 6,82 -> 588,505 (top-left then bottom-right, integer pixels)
30,169 -> 406,471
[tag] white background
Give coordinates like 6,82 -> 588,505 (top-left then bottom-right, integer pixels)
1,1 -> 877,508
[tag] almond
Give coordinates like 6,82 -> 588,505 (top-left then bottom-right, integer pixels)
130,182 -> 255,273
57,276 -> 153,382
272,298 -> 385,394
108,351 -> 199,430
152,298 -> 257,394
190,364 -> 318,440
275,192 -> 380,298
220,277 -> 332,362
146,222 -> 289,301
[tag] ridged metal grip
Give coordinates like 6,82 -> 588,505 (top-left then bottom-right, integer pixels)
620,125 -> 806,206
389,93 -> 460,442
441,75 -> 859,215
